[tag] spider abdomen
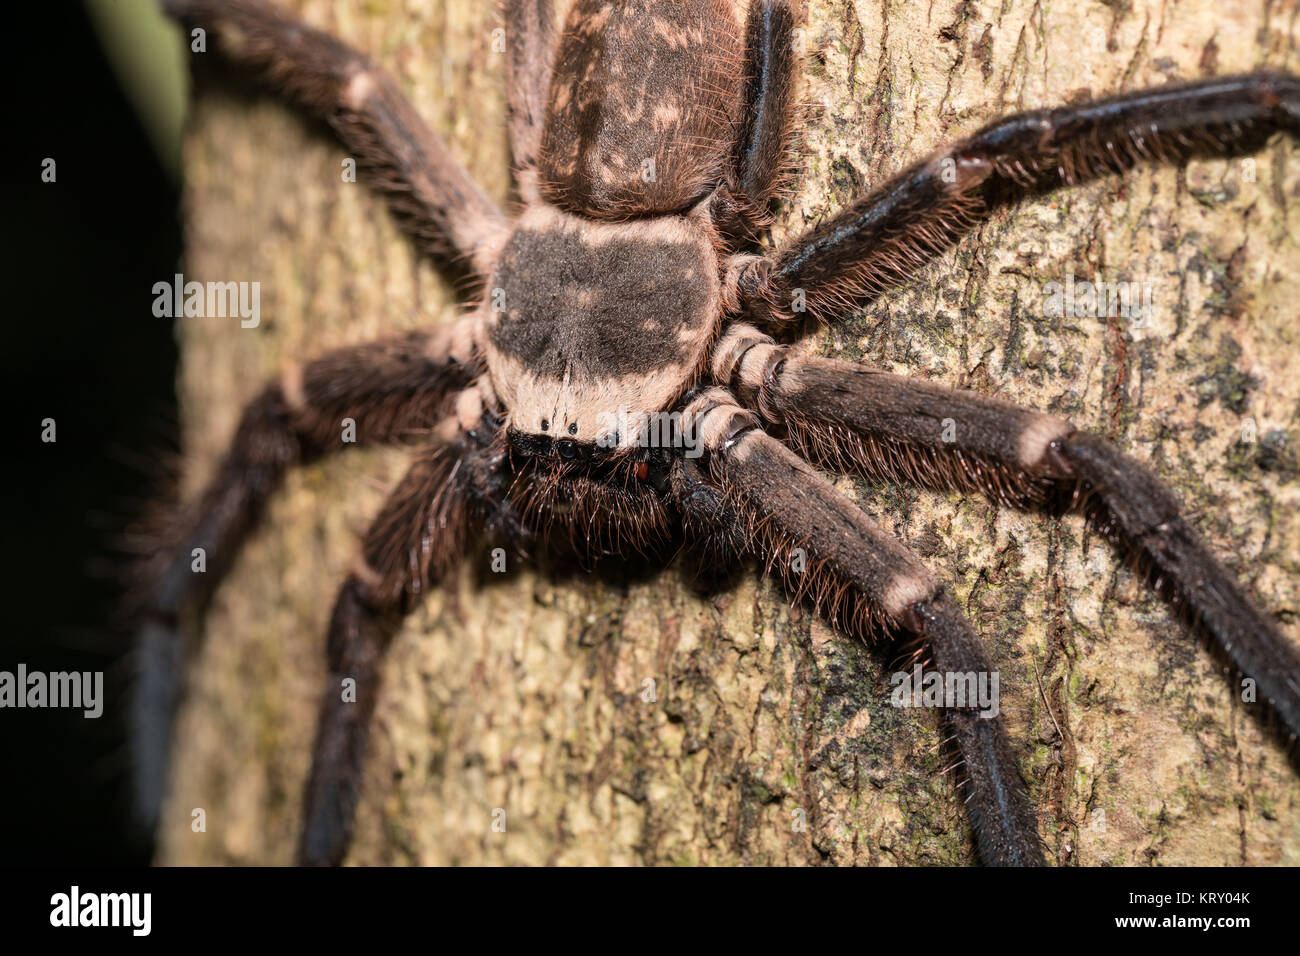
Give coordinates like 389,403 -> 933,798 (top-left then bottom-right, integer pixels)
538,0 -> 744,217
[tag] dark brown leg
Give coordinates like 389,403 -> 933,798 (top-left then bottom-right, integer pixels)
713,0 -> 802,238
299,426 -> 516,865
735,72 -> 1300,329
714,325 -> 1300,747
503,0 -> 556,204
164,0 -> 508,274
129,323 -> 482,833
681,389 -> 1045,865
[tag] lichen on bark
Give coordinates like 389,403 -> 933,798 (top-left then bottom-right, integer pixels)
160,0 -> 1300,866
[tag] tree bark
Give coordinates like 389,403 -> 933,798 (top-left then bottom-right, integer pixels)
160,0 -> 1300,865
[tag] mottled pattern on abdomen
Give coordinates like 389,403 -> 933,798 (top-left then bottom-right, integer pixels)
538,0 -> 743,218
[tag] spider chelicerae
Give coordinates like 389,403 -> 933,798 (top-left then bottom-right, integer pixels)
140,0 -> 1300,865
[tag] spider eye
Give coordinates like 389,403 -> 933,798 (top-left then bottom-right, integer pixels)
540,419 -> 549,431
556,438 -> 578,460
567,422 -> 578,436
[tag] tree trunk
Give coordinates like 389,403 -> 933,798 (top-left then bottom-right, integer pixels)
159,0 -> 1300,865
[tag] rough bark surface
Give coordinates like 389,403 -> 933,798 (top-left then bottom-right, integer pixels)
159,0 -> 1300,866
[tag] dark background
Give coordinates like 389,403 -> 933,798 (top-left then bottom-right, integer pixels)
0,3 -> 180,865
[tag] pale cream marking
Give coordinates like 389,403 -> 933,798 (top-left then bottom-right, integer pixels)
622,94 -> 647,123
682,389 -> 747,452
342,70 -> 375,111
469,226 -> 512,281
650,17 -> 675,47
474,373 -> 498,410
575,4 -> 612,34
737,342 -> 780,389
881,569 -> 941,619
723,0 -> 749,24
676,324 -> 705,348
515,167 -> 540,203
698,405 -> 749,451
925,152 -> 993,192
711,323 -> 772,380
432,416 -> 462,444
513,203 -> 713,255
652,102 -> 682,129
280,362 -> 306,412
447,314 -> 482,364
551,83 -> 572,113
1017,414 -> 1073,469
489,352 -> 698,446
425,325 -> 452,362
595,158 -> 623,186
651,15 -> 699,49
453,387 -> 484,432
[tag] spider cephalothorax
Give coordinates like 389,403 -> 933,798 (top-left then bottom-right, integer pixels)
142,0 -> 1300,866
484,204 -> 724,447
